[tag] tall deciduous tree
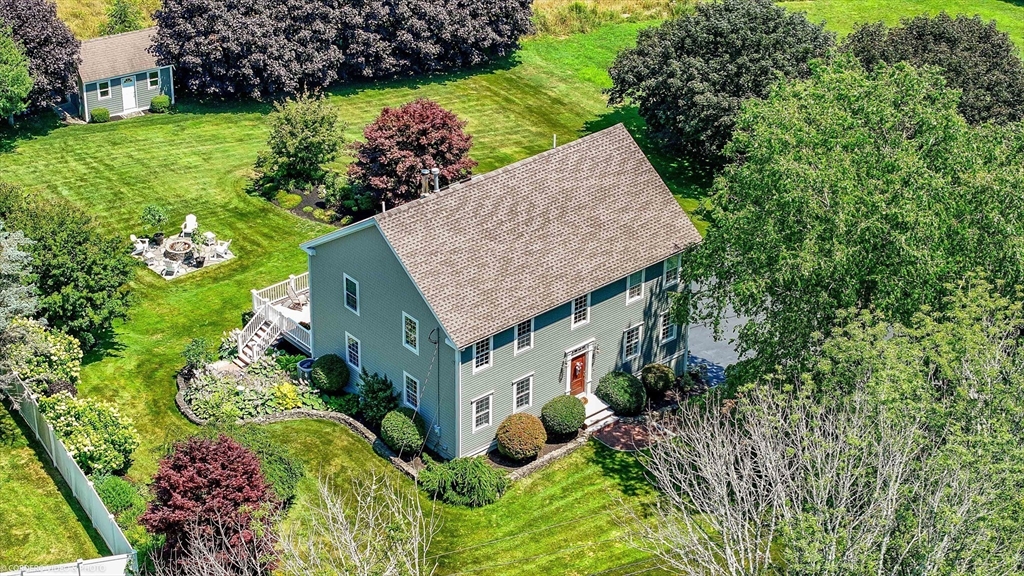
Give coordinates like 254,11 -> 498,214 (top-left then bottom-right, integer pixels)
0,184 -> 138,350
608,0 -> 833,162
99,0 -> 145,36
686,56 -> 1024,377
0,26 -> 32,123
843,13 -> 1024,126
0,0 -> 80,108
254,95 -> 344,191
348,98 -> 476,208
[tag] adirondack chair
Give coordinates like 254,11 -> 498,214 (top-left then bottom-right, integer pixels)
180,214 -> 198,237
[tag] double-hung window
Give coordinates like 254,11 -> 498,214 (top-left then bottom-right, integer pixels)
514,319 -> 533,354
660,312 -> 677,343
472,394 -> 492,431
404,372 -> 419,409
664,255 -> 681,287
626,271 -> 644,304
623,325 -> 642,360
97,81 -> 111,99
148,71 -> 159,89
345,332 -> 361,370
344,274 -> 359,315
513,375 -> 532,412
571,294 -> 590,328
473,338 -> 492,372
403,313 -> 419,354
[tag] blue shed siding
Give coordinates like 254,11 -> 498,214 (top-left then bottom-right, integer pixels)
81,66 -> 173,121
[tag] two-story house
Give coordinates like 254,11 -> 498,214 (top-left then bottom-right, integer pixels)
246,124 -> 702,459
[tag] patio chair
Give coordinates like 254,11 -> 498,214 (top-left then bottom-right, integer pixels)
162,259 -> 179,277
180,214 -> 198,237
214,239 -> 232,260
129,234 -> 149,256
286,283 -> 309,309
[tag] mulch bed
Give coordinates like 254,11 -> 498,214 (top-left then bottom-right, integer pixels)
593,420 -> 655,452
486,435 -> 579,472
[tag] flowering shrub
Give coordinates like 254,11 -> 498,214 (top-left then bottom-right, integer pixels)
6,318 -> 82,393
38,392 -> 140,475
183,359 -> 325,422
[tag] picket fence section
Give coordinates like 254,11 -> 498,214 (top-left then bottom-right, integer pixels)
3,377 -> 137,575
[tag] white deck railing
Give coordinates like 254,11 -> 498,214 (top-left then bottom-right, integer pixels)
238,273 -> 313,360
252,272 -> 309,310
266,305 -> 312,352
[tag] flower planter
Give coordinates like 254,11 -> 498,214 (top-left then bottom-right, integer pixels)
297,358 -> 314,381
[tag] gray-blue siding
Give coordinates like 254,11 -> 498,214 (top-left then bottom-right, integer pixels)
456,261 -> 684,456
82,67 -> 173,120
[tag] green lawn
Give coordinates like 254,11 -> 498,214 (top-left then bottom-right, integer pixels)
0,404 -> 107,567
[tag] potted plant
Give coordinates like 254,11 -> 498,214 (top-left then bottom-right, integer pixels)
141,205 -> 168,247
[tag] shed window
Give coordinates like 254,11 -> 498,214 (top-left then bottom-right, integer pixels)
626,271 -> 644,304
514,319 -> 533,354
473,339 -> 492,372
346,332 -> 361,370
571,295 -> 590,328
403,313 -> 419,354
472,394 -> 492,431
97,81 -> 111,99
513,376 -> 532,412
344,274 -> 359,314
623,325 -> 642,360
148,71 -> 159,89
404,373 -> 419,409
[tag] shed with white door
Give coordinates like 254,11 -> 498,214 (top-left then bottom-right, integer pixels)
76,27 -> 174,122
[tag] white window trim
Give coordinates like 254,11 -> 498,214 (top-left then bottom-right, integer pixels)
473,337 -> 493,374
345,332 -> 361,370
344,273 -> 360,315
661,313 -> 678,344
403,371 -> 420,409
402,312 -> 419,355
514,318 -> 534,355
512,373 -> 533,413
148,71 -> 159,89
571,293 -> 591,329
97,81 -> 111,100
626,271 -> 645,305
623,324 -> 642,361
665,255 -> 681,287
470,391 -> 494,432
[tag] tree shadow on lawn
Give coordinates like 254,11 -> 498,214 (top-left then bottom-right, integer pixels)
0,112 -> 64,154
2,401 -> 111,558
81,328 -> 128,368
587,439 -> 654,500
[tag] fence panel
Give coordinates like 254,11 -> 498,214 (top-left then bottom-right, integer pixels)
5,377 -> 137,572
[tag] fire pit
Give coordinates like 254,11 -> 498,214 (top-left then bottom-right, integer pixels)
164,238 -> 194,262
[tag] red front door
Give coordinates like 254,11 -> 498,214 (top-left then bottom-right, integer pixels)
570,353 -> 587,396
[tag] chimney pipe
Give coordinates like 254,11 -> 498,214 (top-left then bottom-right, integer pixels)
420,169 -> 431,197
431,167 -> 441,193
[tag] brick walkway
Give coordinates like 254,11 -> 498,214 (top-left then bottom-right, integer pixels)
593,420 -> 654,451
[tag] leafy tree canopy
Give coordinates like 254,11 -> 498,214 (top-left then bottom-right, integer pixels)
0,0 -> 79,108
687,56 -> 1024,377
843,12 -> 1024,126
608,0 -> 833,163
255,95 -> 344,191
99,0 -> 145,36
0,26 -> 32,120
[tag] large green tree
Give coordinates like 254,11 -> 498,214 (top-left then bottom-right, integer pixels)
843,13 -> 1024,126
99,0 -> 144,36
688,56 -> 1024,376
607,0 -> 833,162
0,26 -> 31,123
0,184 -> 138,350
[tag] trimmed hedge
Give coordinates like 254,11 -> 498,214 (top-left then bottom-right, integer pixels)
150,94 -> 170,113
91,107 -> 110,123
380,407 -> 426,456
419,455 -> 510,507
596,371 -> 646,416
496,412 -> 546,461
541,395 -> 585,437
641,363 -> 675,395
311,353 -> 349,393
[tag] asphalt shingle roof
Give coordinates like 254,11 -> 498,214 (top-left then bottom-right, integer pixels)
373,123 -> 702,349
79,28 -> 159,83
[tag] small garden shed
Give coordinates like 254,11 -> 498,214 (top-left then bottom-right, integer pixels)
76,27 -> 174,122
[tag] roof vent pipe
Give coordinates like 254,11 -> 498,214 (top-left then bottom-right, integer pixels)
420,169 -> 431,198
431,168 -> 441,193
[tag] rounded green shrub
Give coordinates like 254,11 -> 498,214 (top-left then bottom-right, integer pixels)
93,475 -> 142,515
91,108 -> 110,123
227,426 -> 304,506
311,353 -> 350,393
596,371 -> 647,416
150,95 -> 171,113
496,412 -> 546,461
540,395 -> 585,437
641,363 -> 676,395
380,407 -> 426,456
38,392 -> 140,475
418,456 -> 510,507
276,191 -> 302,210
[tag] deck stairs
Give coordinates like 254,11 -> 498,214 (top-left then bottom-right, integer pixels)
232,319 -> 282,369
234,273 -> 312,369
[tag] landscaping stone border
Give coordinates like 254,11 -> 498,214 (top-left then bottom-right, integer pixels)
506,416 -> 616,481
174,374 -> 418,479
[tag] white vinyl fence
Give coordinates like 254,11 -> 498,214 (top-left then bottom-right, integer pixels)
3,377 -> 137,575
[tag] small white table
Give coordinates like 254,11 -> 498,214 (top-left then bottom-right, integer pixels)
203,231 -> 217,246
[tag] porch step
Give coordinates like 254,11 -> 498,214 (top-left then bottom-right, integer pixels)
234,321 -> 280,368
584,406 -> 616,429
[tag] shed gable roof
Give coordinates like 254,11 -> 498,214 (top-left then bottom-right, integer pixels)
79,27 -> 159,83
370,124 -> 702,349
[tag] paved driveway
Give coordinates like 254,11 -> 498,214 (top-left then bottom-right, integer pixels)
686,305 -> 747,385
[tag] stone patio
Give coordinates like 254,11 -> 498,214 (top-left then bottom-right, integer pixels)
133,234 -> 236,280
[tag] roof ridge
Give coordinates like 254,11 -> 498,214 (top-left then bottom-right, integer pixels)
375,123 -> 630,221
82,26 -> 156,44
